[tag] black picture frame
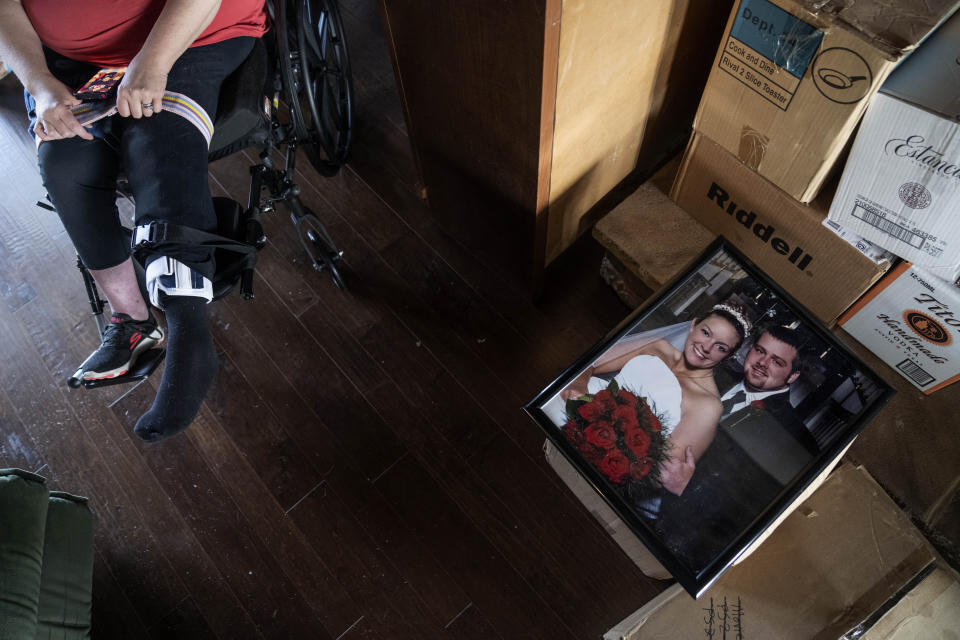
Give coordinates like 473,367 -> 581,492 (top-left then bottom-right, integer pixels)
524,238 -> 894,598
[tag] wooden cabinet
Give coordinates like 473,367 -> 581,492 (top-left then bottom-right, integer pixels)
379,0 -> 731,287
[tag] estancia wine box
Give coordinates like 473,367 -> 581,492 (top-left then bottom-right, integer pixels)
826,92 -> 960,286
840,262 -> 960,394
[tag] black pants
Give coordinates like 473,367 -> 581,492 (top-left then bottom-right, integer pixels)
26,37 -> 255,279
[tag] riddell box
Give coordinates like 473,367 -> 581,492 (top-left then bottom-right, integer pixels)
670,133 -> 891,325
839,262 -> 960,394
694,0 -> 958,203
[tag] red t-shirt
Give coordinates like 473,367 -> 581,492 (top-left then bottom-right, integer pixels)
23,0 -> 269,67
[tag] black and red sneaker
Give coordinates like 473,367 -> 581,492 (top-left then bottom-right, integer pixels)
77,313 -> 165,381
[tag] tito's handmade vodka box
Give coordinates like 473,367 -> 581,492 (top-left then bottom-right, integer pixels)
840,263 -> 960,394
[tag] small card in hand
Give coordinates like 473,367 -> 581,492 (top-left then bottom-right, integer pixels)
74,68 -> 126,101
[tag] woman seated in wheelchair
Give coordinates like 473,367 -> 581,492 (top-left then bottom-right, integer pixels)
0,0 -> 268,441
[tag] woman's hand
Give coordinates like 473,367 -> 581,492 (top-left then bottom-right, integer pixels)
660,446 -> 696,496
561,366 -> 595,400
31,76 -> 93,141
115,54 -> 168,118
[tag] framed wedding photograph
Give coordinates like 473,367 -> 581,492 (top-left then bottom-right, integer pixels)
525,238 -> 894,598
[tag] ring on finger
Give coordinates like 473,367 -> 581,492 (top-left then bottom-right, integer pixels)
142,103 -> 154,110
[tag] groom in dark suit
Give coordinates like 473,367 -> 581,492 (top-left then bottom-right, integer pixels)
656,326 -> 820,572
715,325 -> 820,462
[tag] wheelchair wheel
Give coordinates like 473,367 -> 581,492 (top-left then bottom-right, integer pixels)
277,0 -> 353,177
293,211 -> 346,290
307,229 -> 346,290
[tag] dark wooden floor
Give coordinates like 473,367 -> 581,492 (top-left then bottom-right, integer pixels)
0,3 -> 669,639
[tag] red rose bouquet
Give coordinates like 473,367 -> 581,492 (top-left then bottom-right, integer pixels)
562,379 -> 669,494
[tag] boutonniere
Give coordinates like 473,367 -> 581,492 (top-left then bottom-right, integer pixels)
750,399 -> 765,409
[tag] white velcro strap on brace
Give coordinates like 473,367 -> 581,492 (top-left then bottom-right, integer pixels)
132,223 -> 154,248
145,256 -> 213,307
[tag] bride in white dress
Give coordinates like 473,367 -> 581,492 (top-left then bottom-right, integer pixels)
586,355 -> 684,434
549,302 -> 753,499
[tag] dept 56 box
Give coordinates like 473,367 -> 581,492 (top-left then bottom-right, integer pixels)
840,262 -> 960,393
692,0 -> 958,203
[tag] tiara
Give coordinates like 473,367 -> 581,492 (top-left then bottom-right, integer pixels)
712,302 -> 752,339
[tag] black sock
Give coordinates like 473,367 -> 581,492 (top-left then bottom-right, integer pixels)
134,296 -> 217,442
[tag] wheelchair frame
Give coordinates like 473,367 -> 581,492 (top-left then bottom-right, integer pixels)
67,0 -> 353,388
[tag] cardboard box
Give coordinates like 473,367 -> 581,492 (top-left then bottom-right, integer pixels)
543,436 -> 850,582
882,9 -> 960,121
839,262 -> 960,393
592,157 -> 715,293
822,218 -> 897,265
859,565 -> 960,640
693,0 -> 958,203
605,464 -> 937,640
670,133 -> 891,325
544,440 -> 671,580
826,98 -> 960,286
827,10 -> 960,282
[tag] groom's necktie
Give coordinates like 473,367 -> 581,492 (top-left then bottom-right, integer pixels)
721,389 -> 747,418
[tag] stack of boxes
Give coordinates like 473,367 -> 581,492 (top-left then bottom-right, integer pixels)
829,11 -> 960,394
673,0 -> 955,322
574,1 -> 960,632
595,0 -> 959,389
689,0 -> 955,203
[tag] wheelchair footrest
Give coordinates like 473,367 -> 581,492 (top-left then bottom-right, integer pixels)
67,348 -> 166,389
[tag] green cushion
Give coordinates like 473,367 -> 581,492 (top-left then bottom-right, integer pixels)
0,468 -> 50,639
34,492 -> 93,640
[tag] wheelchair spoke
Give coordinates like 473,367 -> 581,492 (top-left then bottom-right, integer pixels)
303,4 -> 329,52
294,0 -> 353,176
273,0 -> 353,176
276,0 -> 310,140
